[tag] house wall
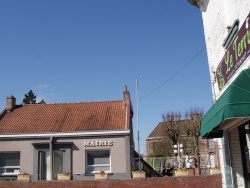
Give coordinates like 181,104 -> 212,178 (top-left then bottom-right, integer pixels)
0,135 -> 131,181
229,128 -> 244,188
202,0 -> 250,99
199,0 -> 250,187
0,140 -> 35,174
71,136 -> 131,180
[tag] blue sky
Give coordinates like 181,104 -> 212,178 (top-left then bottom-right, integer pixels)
0,1 -> 212,154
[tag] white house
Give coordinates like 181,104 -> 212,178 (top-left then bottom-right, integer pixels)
0,86 -> 135,181
188,0 -> 250,187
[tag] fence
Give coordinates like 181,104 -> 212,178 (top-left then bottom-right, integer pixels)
143,154 -> 219,175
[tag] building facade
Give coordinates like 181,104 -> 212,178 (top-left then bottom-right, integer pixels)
0,86 -> 135,181
146,120 -> 220,174
188,0 -> 250,187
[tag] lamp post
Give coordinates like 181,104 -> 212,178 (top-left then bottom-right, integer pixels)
174,142 -> 183,169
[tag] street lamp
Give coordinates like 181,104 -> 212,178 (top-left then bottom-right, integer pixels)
174,142 -> 183,169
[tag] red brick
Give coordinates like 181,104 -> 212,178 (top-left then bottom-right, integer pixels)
0,175 -> 222,188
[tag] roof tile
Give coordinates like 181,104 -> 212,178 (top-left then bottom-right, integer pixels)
0,100 -> 128,134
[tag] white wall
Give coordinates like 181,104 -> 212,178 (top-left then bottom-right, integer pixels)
198,0 -> 250,187
201,0 -> 250,100
229,128 -> 245,188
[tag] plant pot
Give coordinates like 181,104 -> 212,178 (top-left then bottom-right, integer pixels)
95,173 -> 108,180
57,174 -> 71,180
132,171 -> 146,179
17,174 -> 30,181
174,170 -> 188,177
210,169 -> 221,175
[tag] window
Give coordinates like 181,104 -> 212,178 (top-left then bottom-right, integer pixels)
222,19 -> 239,49
86,150 -> 110,174
207,139 -> 214,149
0,152 -> 20,175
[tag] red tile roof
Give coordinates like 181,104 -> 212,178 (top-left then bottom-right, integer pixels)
148,120 -> 189,138
0,100 -> 130,134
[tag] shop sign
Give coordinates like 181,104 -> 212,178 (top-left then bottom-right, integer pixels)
84,140 -> 113,147
216,12 -> 250,90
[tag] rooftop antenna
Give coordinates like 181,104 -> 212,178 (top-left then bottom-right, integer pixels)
136,78 -> 141,170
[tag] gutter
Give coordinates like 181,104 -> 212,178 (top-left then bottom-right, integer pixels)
50,136 -> 53,180
0,130 -> 131,139
146,136 -> 167,141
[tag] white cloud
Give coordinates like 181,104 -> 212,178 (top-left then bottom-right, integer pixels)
37,84 -> 49,90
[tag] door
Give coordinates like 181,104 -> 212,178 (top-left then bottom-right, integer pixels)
36,144 -> 71,181
239,124 -> 250,188
53,150 -> 64,180
38,151 -> 51,180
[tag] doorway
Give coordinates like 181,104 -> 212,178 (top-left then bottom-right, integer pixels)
38,150 -> 51,180
239,124 -> 250,188
35,143 -> 71,181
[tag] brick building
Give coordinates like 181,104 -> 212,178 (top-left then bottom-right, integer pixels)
146,120 -> 220,173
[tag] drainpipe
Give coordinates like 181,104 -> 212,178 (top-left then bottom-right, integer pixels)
50,136 -> 53,180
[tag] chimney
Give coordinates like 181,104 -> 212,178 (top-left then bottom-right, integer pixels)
123,85 -> 133,129
6,95 -> 16,112
123,85 -> 130,106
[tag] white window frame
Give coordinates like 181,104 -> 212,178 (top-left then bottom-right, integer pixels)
207,139 -> 214,149
0,152 -> 20,176
85,150 -> 111,174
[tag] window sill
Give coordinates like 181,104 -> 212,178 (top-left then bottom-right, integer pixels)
84,173 -> 113,176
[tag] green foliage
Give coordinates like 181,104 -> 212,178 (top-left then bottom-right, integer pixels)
23,90 -> 36,104
38,99 -> 46,104
23,90 -> 46,104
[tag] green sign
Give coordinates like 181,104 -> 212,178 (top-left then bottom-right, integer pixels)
216,13 -> 250,90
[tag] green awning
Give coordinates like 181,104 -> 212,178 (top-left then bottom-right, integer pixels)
201,68 -> 250,138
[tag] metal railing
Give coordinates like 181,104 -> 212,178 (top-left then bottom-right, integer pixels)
143,154 -> 219,175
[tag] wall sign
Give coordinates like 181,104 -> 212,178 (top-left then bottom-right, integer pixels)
84,140 -> 113,147
216,12 -> 250,90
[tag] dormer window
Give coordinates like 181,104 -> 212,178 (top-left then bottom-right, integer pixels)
222,19 -> 240,49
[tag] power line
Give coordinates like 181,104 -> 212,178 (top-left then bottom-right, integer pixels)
138,46 -> 206,101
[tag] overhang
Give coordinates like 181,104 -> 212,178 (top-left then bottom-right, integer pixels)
201,68 -> 250,138
0,130 -> 131,140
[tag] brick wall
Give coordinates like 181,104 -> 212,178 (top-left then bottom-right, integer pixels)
0,175 -> 222,188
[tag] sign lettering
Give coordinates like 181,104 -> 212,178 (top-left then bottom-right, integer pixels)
84,140 -> 113,147
216,13 -> 250,90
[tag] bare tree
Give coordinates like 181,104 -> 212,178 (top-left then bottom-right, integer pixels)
184,108 -> 203,150
162,111 -> 182,145
179,137 -> 195,155
184,108 -> 203,137
152,109 -> 203,158
151,138 -> 174,157
184,107 -> 203,174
